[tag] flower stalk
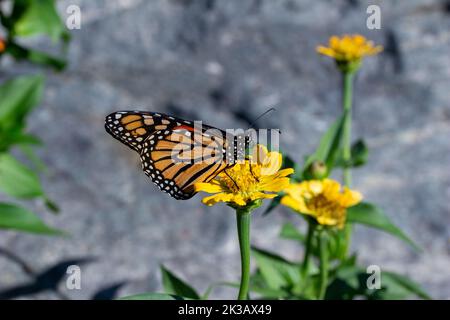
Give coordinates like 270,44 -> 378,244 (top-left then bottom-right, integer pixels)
195,145 -> 294,300
236,207 -> 251,300
317,229 -> 329,299
342,70 -> 354,187
341,70 -> 355,258
301,219 -> 315,277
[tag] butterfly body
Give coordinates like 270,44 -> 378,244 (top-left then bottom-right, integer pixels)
105,111 -> 251,200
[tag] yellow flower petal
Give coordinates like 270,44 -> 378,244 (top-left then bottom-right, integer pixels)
260,176 -> 290,192
195,144 -> 295,208
280,195 -> 301,212
317,34 -> 382,64
316,46 -> 336,58
194,182 -> 224,194
202,193 -> 234,206
260,152 -> 282,175
276,168 -> 295,177
281,179 -> 362,229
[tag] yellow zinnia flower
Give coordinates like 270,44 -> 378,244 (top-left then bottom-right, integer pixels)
194,145 -> 294,208
281,179 -> 362,229
317,34 -> 382,72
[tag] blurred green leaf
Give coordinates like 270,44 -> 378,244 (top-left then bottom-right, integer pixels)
374,271 -> 431,300
326,264 -> 430,300
350,139 -> 368,167
279,222 -> 306,243
5,42 -> 67,71
160,265 -> 200,300
119,293 -> 189,300
10,133 -> 43,146
282,154 -> 300,179
17,145 -> 47,174
251,247 -> 300,291
201,281 -> 237,300
335,139 -> 369,168
325,265 -> 365,300
262,194 -> 282,216
4,0 -> 28,28
280,223 -> 347,262
0,126 -> 23,152
0,202 -> 64,235
0,154 -> 44,198
0,129 -> 43,153
347,202 -> 420,252
249,271 -> 291,299
0,75 -> 44,130
301,112 -> 346,179
44,197 -> 60,214
326,228 -> 349,261
12,0 -> 68,42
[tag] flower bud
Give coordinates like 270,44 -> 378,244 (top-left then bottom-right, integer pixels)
308,160 -> 328,179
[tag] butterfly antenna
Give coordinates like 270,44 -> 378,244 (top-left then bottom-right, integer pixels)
248,107 -> 277,128
224,170 -> 240,190
248,162 -> 260,182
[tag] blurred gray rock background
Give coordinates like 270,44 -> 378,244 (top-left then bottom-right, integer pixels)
0,0 -> 449,299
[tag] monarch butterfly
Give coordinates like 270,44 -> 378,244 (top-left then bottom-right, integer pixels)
105,111 -> 252,200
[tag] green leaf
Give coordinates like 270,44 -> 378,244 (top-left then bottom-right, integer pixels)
327,259 -> 430,300
0,75 -> 44,130
5,42 -> 67,71
350,139 -> 368,167
279,222 -> 306,243
347,202 -> 420,251
160,265 -> 200,300
251,247 -> 300,291
0,126 -> 23,152
282,154 -> 300,180
325,265 -> 364,300
280,223 -> 347,261
0,154 -> 44,198
118,293 -> 188,300
325,228 -> 349,260
0,129 -> 43,152
201,281 -> 242,300
44,197 -> 60,214
301,112 -> 346,179
248,269 -> 291,299
335,139 -> 369,168
0,202 -> 64,235
12,0 -> 68,42
10,133 -> 43,146
262,195 -> 282,216
369,271 -> 431,300
18,145 -> 47,173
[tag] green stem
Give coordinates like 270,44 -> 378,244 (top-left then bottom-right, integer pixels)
342,71 -> 354,187
342,71 -> 354,259
301,220 -> 315,277
236,208 -> 251,300
318,230 -> 329,300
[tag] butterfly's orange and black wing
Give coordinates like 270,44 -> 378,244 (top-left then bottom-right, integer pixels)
105,111 -> 230,199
